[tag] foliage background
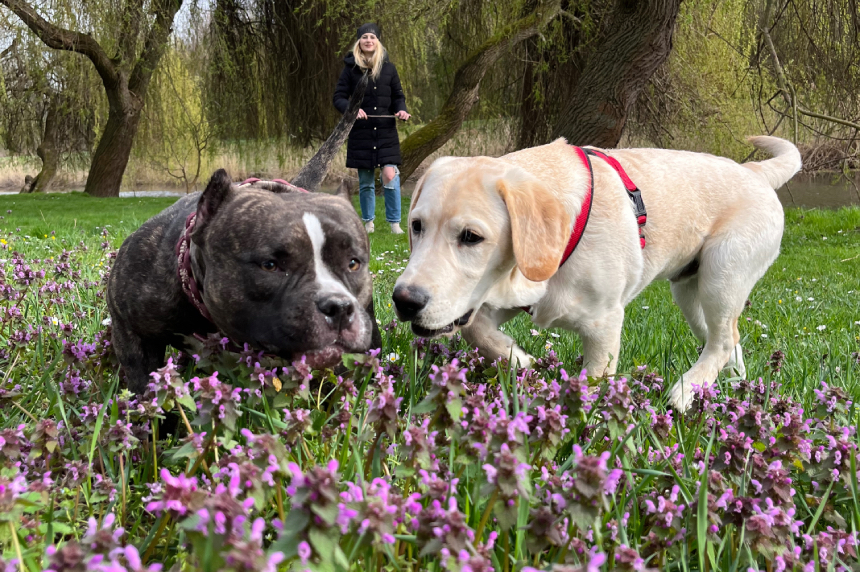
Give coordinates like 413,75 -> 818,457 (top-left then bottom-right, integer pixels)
1,0 -> 858,192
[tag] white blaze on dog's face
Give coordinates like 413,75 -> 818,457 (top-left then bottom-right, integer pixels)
393,157 -> 570,337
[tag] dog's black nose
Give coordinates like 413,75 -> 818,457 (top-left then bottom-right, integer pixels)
316,295 -> 355,326
392,284 -> 429,321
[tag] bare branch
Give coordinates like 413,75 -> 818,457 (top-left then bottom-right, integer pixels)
399,0 -> 562,179
760,0 -> 860,136
0,0 -> 118,86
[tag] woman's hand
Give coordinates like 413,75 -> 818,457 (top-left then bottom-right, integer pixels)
357,109 -> 368,120
395,110 -> 411,121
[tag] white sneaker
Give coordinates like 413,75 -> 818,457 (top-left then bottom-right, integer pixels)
390,222 -> 404,235
365,221 -> 374,234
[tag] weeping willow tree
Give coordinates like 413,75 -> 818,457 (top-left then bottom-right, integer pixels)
761,0 -> 860,169
205,0 -> 356,145
621,0 -> 860,168
0,0 -> 185,197
0,33 -> 99,193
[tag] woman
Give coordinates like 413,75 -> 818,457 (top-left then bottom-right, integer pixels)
333,23 -> 410,234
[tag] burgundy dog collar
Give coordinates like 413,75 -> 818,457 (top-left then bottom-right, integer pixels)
176,212 -> 213,322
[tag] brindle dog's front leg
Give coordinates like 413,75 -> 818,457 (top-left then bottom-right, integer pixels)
461,306 -> 533,367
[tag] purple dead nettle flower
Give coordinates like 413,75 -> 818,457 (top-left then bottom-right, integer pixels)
742,497 -> 804,556
284,460 -> 343,534
530,403 -> 570,459
438,542 -> 495,572
279,355 -> 315,399
638,487 -> 687,554
44,513 -> 163,572
80,402 -> 106,426
0,425 -> 26,464
146,358 -> 193,413
58,460 -> 90,489
240,428 -> 291,488
649,407 -> 674,441
809,423 -> 859,486
103,419 -> 140,454
91,473 -> 117,503
365,373 -> 402,439
190,468 -> 257,540
523,546 -> 606,572
801,528 -> 859,568
712,424 -> 754,475
191,371 -> 243,430
558,368 -> 597,417
401,417 -> 440,472
415,494 -> 476,558
614,544 -> 657,572
347,347 -> 382,380
347,477 -> 421,544
813,381 -> 853,421
145,468 -> 201,519
280,408 -> 313,449
421,359 -> 468,429
599,376 -> 639,423
217,518 -> 285,572
0,471 -> 28,521
748,457 -> 795,505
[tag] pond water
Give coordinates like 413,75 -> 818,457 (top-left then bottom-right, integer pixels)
776,171 -> 860,208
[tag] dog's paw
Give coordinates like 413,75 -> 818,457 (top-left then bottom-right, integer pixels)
510,346 -> 535,369
667,380 -> 696,412
721,343 -> 747,379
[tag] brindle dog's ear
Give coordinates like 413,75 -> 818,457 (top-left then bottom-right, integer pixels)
192,169 -> 234,244
333,178 -> 354,202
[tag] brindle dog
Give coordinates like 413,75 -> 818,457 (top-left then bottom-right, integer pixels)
107,73 -> 381,394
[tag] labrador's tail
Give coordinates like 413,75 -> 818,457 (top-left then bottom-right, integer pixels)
742,136 -> 802,189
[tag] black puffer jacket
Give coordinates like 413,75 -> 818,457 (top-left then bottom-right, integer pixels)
333,53 -> 407,169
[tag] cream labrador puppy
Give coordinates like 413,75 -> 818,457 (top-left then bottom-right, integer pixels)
392,136 -> 801,411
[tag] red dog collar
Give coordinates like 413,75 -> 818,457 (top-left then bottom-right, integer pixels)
558,146 -> 647,268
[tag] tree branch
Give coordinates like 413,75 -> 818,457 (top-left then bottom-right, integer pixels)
398,0 -> 562,180
129,0 -> 184,96
0,0 -> 118,86
760,0 -> 860,135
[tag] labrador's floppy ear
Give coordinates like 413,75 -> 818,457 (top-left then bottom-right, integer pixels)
497,176 -> 571,282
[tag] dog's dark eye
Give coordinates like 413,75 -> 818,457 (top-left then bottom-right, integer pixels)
460,230 -> 484,245
261,260 -> 278,271
411,220 -> 422,234
348,258 -> 361,272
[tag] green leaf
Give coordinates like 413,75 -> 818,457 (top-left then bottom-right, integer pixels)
411,398 -> 437,415
446,397 -> 462,422
698,426 -> 716,572
282,510 -> 310,537
38,522 -> 72,536
178,394 -> 197,412
311,502 -> 339,527
309,527 -> 338,562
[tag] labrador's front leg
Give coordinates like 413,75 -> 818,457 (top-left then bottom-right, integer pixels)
461,306 -> 534,367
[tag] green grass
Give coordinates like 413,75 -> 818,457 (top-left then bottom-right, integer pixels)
0,192 -> 859,572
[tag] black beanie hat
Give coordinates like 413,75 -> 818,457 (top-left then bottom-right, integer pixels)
357,23 -> 381,40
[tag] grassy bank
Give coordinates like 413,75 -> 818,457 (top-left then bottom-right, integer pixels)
0,193 -> 858,572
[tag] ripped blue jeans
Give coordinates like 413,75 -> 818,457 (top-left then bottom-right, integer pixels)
357,166 -> 401,223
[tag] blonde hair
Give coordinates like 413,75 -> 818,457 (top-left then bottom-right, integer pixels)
351,38 -> 386,81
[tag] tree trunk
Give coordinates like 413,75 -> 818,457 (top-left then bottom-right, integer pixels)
26,95 -> 63,193
398,0 -> 561,181
549,0 -> 681,148
84,93 -> 143,197
0,0 -> 183,197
